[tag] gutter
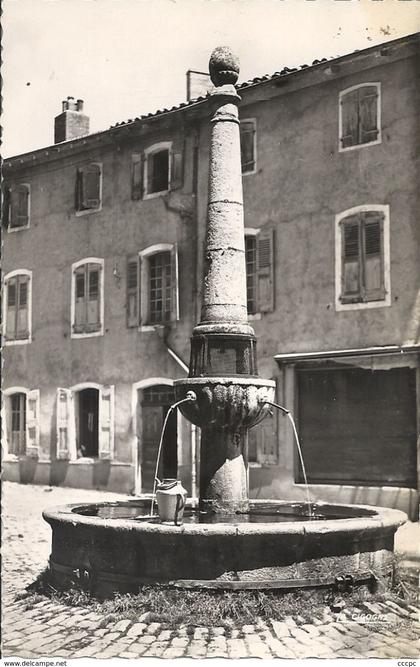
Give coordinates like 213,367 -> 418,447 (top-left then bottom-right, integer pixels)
274,344 -> 420,364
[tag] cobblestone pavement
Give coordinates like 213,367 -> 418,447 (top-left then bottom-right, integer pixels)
2,482 -> 419,659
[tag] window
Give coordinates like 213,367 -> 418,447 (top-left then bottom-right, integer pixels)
3,388 -> 40,458
336,205 -> 390,310
126,244 -> 179,328
244,229 -> 274,315
71,259 -> 104,337
339,83 -> 380,151
248,412 -> 277,466
140,143 -> 183,199
56,385 -> 114,460
4,271 -> 32,343
240,120 -> 256,173
76,163 -> 102,212
3,184 -> 30,230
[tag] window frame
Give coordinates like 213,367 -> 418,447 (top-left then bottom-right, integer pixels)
138,243 -> 179,330
244,228 -> 261,320
143,142 -> 172,199
75,162 -> 103,216
335,204 -> 391,311
71,258 -> 105,338
7,183 -> 31,232
2,386 -> 40,460
240,119 -> 257,175
338,82 -> 381,153
3,269 -> 32,345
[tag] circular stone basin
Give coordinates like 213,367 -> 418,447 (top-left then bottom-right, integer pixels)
43,500 -> 406,598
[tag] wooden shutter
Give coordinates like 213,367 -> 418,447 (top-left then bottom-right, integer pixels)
256,228 -> 274,313
87,264 -> 101,331
11,184 -> 30,228
340,90 -> 359,148
131,153 -> 144,200
359,86 -> 379,144
17,276 -> 29,338
75,168 -> 84,211
2,186 -> 10,227
362,212 -> 385,301
170,151 -> 184,190
56,388 -> 73,459
26,389 -> 40,457
126,256 -> 139,327
240,121 -> 255,173
83,164 -> 101,209
6,278 -> 17,340
99,385 -> 114,459
170,243 -> 180,321
341,215 -> 361,303
74,266 -> 86,332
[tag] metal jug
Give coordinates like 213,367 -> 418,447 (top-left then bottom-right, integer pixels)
155,478 -> 188,525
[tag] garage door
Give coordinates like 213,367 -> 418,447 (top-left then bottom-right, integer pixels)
297,365 -> 417,487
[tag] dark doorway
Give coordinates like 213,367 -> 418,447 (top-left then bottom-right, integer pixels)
78,388 -> 99,457
140,385 -> 177,492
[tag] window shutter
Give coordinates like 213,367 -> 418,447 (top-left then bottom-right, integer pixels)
256,228 -> 274,313
240,121 -> 256,173
340,90 -> 359,148
340,215 -> 361,303
359,86 -> 379,144
26,389 -> 40,457
83,164 -> 101,209
99,385 -> 114,459
11,184 -> 30,228
131,153 -> 144,200
252,412 -> 277,465
74,266 -> 86,332
56,388 -> 73,459
2,186 -> 11,227
17,275 -> 29,338
170,151 -> 183,190
362,212 -> 385,301
6,278 -> 17,340
75,168 -> 84,211
126,256 -> 139,327
170,243 -> 180,321
87,264 -> 101,331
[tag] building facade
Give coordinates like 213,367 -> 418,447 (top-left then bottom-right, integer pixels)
3,34 -> 419,517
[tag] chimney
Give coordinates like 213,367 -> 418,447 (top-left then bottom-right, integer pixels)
186,70 -> 215,101
54,96 -> 90,143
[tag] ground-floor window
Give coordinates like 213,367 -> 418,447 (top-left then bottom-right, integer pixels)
139,385 -> 177,492
297,365 -> 417,487
10,392 -> 26,455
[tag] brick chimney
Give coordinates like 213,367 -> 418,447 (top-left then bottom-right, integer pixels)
54,97 -> 89,143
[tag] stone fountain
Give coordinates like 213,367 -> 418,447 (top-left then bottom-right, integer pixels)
43,47 -> 405,598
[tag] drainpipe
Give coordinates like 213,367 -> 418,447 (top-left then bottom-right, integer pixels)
165,340 -> 198,506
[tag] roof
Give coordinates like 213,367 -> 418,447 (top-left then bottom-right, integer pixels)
5,31 -> 419,168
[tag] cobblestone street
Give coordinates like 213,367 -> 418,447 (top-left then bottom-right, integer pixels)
2,482 -> 419,660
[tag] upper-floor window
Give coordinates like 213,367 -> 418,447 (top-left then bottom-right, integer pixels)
4,270 -> 32,344
131,143 -> 183,200
3,184 -> 30,231
126,244 -> 179,328
75,163 -> 102,213
71,259 -> 104,337
339,83 -> 381,151
335,205 -> 390,311
245,229 -> 274,315
240,120 -> 256,174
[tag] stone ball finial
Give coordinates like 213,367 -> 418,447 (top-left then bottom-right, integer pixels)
209,46 -> 239,86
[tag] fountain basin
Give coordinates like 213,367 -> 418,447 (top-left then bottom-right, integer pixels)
43,500 -> 406,598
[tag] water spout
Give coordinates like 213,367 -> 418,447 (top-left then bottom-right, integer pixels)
150,392 -> 197,517
264,401 -> 313,518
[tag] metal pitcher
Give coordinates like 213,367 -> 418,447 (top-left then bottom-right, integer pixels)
155,478 -> 188,525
